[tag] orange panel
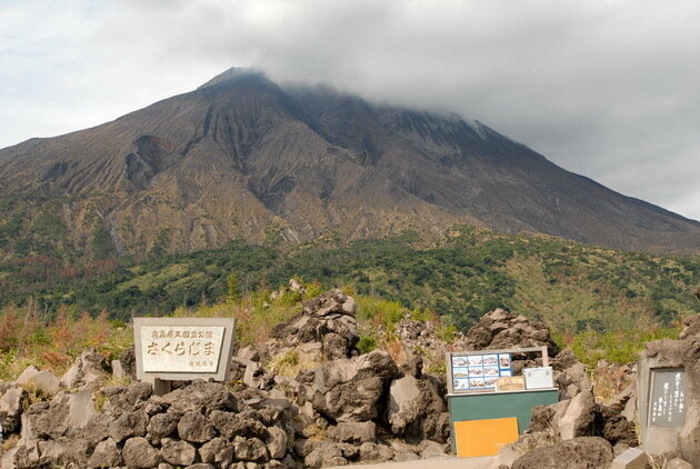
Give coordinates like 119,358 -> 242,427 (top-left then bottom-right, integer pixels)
454,417 -> 519,458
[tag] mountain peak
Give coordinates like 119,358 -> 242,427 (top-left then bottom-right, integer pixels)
1,67 -> 699,259
197,66 -> 263,89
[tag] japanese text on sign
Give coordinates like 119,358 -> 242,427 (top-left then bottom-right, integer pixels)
140,326 -> 225,373
649,368 -> 687,428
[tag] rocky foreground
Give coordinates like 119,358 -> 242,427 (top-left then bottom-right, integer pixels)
0,288 -> 696,468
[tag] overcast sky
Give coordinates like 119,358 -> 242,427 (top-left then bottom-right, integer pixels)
1,0 -> 699,221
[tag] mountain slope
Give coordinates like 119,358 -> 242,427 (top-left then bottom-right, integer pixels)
1,68 -> 699,261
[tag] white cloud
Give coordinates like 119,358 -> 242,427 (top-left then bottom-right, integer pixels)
1,0 -> 699,221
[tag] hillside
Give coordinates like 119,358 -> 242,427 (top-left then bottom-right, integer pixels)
1,68 -> 699,266
2,228 -> 699,335
4,287 -> 684,468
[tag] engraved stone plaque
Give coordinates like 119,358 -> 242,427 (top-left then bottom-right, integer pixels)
648,368 -> 686,428
134,317 -> 235,383
140,326 -> 225,373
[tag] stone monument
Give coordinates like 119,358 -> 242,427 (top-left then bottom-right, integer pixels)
133,317 -> 236,394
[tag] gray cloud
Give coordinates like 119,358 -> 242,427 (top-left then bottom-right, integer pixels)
1,0 -> 699,220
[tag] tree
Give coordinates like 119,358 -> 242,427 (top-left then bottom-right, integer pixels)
227,274 -> 241,303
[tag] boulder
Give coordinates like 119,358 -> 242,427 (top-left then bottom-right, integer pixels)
107,409 -> 149,442
12,439 -> 42,469
357,442 -> 394,462
177,410 -> 217,443
100,382 -> 152,412
16,366 -> 60,396
310,350 -> 399,422
266,426 -> 289,459
59,349 -> 109,389
233,436 -> 269,462
268,289 -> 359,360
237,345 -> 261,362
18,389 -> 95,440
303,442 -> 347,468
122,436 -> 162,468
598,403 -> 638,446
667,457 -> 694,469
554,358 -> 592,400
302,289 -> 356,318
614,382 -> 638,422
163,381 -> 238,414
111,358 -> 125,381
13,439 -> 65,469
66,389 -> 96,429
0,446 -> 17,469
58,437 -> 91,467
23,395 -> 70,440
557,389 -> 597,440
387,376 -> 421,434
199,437 -> 235,467
118,346 -> 138,379
387,374 -> 448,442
209,410 -> 269,440
0,385 -> 26,433
87,437 -> 122,468
419,439 -> 450,459
147,410 -> 182,440
459,308 -> 559,357
80,414 -> 110,446
679,314 -> 700,339
327,421 -> 377,444
511,436 -> 614,469
161,437 -> 197,466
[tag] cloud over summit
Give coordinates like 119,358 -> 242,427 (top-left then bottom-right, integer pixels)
1,0 -> 699,220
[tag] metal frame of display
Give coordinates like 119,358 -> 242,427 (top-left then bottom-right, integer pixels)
446,346 -> 553,395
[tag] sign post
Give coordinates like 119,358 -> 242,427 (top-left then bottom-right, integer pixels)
637,342 -> 689,457
446,346 -> 558,458
133,317 -> 236,394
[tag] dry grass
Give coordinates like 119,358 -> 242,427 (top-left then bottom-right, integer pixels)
0,306 -> 132,381
591,361 -> 635,404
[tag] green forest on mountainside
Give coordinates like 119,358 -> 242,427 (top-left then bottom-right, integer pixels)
1,226 -> 699,336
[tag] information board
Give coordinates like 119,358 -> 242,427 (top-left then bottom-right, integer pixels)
447,346 -> 551,395
648,368 -> 687,428
450,352 -> 513,392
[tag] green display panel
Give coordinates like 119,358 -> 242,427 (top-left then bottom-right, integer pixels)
448,388 -> 559,434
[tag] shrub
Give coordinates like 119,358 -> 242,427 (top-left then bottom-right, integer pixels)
356,335 -> 378,354
570,325 -> 680,367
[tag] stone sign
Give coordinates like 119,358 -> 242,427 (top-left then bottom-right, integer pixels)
637,341 -> 692,458
648,368 -> 687,428
134,318 -> 236,383
140,325 -> 225,373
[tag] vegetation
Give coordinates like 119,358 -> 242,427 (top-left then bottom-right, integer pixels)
1,225 -> 699,377
0,305 -> 131,380
3,227 -> 700,331
571,326 -> 680,368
